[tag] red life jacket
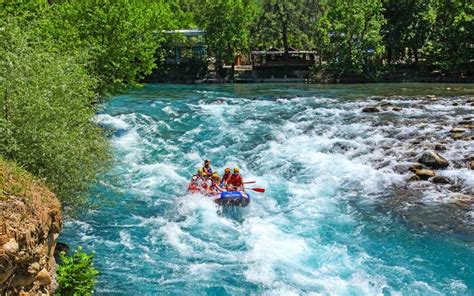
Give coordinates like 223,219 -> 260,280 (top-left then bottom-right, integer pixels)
228,174 -> 242,187
221,172 -> 231,183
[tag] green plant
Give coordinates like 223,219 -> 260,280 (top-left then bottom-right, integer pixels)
56,247 -> 99,296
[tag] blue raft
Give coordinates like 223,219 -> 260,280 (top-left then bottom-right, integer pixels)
214,191 -> 250,207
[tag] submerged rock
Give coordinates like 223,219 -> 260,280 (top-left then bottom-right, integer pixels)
418,151 -> 449,169
434,144 -> 447,151
362,106 -> 380,113
431,176 -> 453,184
414,169 -> 436,180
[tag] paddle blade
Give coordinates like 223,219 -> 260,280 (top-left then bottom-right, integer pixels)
244,181 -> 256,184
251,188 -> 265,193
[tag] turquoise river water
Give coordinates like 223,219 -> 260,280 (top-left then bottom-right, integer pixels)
61,83 -> 474,295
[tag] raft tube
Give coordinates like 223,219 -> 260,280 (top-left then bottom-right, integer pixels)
214,191 -> 250,207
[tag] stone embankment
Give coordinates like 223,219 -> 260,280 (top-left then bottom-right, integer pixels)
0,160 -> 62,295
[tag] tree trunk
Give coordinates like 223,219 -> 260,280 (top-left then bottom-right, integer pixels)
282,22 -> 289,60
413,47 -> 419,65
231,62 -> 235,82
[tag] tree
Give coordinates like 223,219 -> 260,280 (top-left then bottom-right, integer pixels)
197,0 -> 255,80
423,0 -> 473,74
382,0 -> 436,66
316,0 -> 386,78
37,0 -> 173,95
251,0 -> 323,55
0,18 -> 110,208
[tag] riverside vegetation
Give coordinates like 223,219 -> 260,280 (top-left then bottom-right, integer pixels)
0,0 -> 472,294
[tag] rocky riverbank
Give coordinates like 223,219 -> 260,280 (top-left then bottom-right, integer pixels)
358,95 -> 473,239
0,159 -> 62,295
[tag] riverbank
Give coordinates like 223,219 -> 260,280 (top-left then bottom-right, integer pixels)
0,159 -> 62,295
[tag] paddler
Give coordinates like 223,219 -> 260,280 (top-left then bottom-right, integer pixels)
227,167 -> 244,191
220,167 -> 231,186
202,159 -> 213,174
210,173 -> 224,193
191,168 -> 203,183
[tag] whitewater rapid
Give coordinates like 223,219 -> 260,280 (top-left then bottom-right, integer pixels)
62,84 -> 473,295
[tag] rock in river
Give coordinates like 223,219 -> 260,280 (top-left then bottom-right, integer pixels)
362,106 -> 380,113
431,176 -> 453,184
415,169 -> 436,180
418,151 -> 449,169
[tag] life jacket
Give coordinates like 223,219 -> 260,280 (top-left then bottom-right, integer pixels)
221,172 -> 231,184
228,174 -> 242,187
202,166 -> 213,174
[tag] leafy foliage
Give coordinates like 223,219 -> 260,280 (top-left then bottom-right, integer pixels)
39,0 -> 172,95
316,0 -> 386,78
0,18 -> 110,208
56,247 -> 99,296
197,0 -> 255,78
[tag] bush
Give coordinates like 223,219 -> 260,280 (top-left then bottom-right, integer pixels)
56,247 -> 99,296
0,18 -> 110,209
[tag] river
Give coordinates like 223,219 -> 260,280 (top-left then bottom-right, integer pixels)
61,83 -> 474,295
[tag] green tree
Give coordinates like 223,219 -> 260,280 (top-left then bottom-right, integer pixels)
382,0 -> 436,66
0,18 -> 110,208
316,0 -> 386,78
251,0 -> 323,55
37,0 -> 172,95
197,0 -> 255,79
424,0 -> 473,74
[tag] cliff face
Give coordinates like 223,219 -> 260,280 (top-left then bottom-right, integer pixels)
0,160 -> 62,295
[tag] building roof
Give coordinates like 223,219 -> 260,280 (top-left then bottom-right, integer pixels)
251,50 -> 317,55
163,29 -> 204,36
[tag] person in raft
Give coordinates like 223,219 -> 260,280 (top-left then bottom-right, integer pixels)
220,167 -> 231,186
202,159 -> 213,174
227,167 -> 244,191
210,173 -> 224,194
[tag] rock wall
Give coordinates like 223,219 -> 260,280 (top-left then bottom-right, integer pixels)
0,161 -> 62,295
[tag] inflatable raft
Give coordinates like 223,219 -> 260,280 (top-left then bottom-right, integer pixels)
187,183 -> 250,207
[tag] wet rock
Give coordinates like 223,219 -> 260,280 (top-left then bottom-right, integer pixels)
414,169 -> 436,180
452,194 -> 474,209
434,144 -> 447,151
408,175 -> 420,182
418,151 -> 449,169
451,132 -> 463,140
450,127 -> 465,133
452,102 -> 459,106
380,102 -> 394,107
431,176 -> 453,184
392,107 -> 403,111
362,106 -> 380,113
409,163 -> 423,173
470,160 -> 474,170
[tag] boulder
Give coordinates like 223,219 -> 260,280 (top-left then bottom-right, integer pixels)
451,132 -> 463,140
414,169 -> 436,180
3,238 -> 19,254
362,107 -> 380,113
470,160 -> 474,170
409,163 -> 423,173
35,268 -> 52,285
434,144 -> 447,151
408,175 -> 420,182
418,151 -> 449,169
450,127 -> 465,133
431,176 -> 453,184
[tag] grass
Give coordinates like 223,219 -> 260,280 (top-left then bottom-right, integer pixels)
0,157 -> 40,203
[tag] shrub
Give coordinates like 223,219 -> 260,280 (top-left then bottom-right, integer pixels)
0,18 -> 110,209
56,247 -> 99,296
